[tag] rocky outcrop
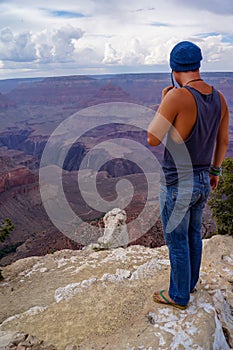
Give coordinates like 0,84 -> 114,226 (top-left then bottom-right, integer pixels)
97,208 -> 129,248
0,234 -> 232,350
0,147 -> 38,170
0,156 -> 36,194
0,167 -> 36,194
0,332 -> 57,349
0,131 -> 47,158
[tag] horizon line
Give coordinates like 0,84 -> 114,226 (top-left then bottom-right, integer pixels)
1,70 -> 233,82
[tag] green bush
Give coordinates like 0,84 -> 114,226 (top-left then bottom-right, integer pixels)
0,218 -> 14,242
0,242 -> 22,260
0,218 -> 15,281
209,157 -> 233,235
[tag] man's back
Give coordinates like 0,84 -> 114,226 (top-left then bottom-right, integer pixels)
162,82 -> 222,185
148,76 -> 229,188
157,80 -> 224,143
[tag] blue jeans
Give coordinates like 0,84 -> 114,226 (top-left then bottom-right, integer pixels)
159,171 -> 211,306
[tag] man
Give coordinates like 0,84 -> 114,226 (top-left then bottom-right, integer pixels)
148,41 -> 229,309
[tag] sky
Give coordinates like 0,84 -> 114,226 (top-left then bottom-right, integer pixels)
0,0 -> 233,79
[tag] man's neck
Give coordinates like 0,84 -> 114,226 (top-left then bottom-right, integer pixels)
177,71 -> 201,87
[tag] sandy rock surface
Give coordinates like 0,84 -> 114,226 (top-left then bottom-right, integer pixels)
0,235 -> 233,350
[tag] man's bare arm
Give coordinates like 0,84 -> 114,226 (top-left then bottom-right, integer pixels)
147,86 -> 177,146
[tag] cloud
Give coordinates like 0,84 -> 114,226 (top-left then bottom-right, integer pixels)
0,0 -> 233,77
121,38 -> 148,65
134,7 -> 156,12
37,26 -> 84,63
102,43 -> 121,64
199,35 -> 231,63
0,26 -> 84,64
102,40 -> 144,66
75,47 -> 102,66
196,32 -> 221,38
171,0 -> 233,15
101,34 -> 233,72
144,42 -> 170,65
102,38 -> 169,67
0,27 -> 37,62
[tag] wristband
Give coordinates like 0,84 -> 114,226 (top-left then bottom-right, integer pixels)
209,165 -> 222,176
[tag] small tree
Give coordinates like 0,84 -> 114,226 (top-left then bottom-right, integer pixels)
0,218 -> 15,242
0,218 -> 14,281
209,158 -> 233,236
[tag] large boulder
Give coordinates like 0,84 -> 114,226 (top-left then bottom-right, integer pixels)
98,208 -> 129,248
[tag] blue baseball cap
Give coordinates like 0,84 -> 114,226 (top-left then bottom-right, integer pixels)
170,41 -> 202,72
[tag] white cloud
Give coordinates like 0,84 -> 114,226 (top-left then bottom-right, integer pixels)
144,41 -> 171,65
52,26 -> 83,61
198,36 -> 233,71
200,36 -> 224,63
0,27 -> 37,62
35,26 -> 84,63
0,26 -> 83,64
102,43 -> 121,64
121,38 -> 148,65
170,0 -> 233,15
75,47 -> 102,66
0,0 -> 233,77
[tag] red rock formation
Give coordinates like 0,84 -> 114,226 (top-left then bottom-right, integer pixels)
0,156 -> 36,193
0,167 -> 36,193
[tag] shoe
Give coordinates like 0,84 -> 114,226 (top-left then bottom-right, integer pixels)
153,289 -> 188,310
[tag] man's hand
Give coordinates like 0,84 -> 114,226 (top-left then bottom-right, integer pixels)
162,86 -> 175,99
210,174 -> 219,190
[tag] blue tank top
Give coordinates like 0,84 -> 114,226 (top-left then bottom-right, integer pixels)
161,85 -> 221,185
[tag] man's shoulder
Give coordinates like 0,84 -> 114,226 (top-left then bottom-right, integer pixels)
167,87 -> 188,97
164,87 -> 190,103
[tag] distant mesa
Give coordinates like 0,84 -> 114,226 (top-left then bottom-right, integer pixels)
81,82 -> 137,107
95,83 -> 130,100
